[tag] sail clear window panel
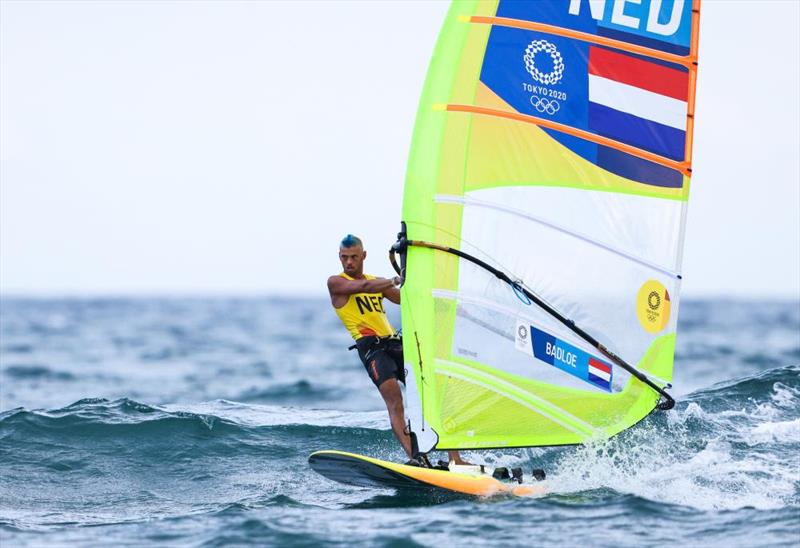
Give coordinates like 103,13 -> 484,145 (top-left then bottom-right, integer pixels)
454,191 -> 681,364
444,295 -> 632,394
447,185 -> 686,274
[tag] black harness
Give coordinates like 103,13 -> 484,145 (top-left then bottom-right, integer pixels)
349,333 -> 405,384
348,332 -> 402,355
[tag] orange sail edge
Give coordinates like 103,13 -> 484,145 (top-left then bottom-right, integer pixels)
444,103 -> 692,176
683,0 -> 702,165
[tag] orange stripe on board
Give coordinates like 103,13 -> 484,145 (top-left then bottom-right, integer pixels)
467,15 -> 696,68
386,461 -> 546,497
444,103 -> 691,176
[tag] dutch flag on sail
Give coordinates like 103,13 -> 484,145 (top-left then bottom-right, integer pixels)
587,358 -> 612,390
588,46 -> 689,162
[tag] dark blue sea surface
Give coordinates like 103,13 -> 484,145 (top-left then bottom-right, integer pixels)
1,297 -> 798,547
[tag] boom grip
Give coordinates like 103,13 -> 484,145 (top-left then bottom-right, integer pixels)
389,222 -> 408,282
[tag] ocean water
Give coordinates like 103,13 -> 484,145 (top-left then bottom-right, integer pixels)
0,297 -> 798,547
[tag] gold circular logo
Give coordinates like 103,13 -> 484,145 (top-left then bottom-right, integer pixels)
636,280 -> 671,333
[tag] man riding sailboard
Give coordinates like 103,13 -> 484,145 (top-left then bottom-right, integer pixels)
327,234 -> 467,467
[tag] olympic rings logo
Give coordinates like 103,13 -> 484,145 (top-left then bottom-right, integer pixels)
530,96 -> 560,115
648,291 -> 661,310
523,39 -> 565,85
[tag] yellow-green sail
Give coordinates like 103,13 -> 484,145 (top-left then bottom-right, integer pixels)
399,0 -> 701,451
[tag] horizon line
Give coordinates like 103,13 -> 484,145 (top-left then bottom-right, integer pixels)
1,289 -> 798,303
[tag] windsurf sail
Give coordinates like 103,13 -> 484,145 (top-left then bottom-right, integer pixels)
394,0 -> 701,452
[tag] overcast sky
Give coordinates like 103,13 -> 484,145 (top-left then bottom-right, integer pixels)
1,0 -> 798,298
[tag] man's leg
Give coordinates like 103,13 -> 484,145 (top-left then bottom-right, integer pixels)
377,378 -> 413,459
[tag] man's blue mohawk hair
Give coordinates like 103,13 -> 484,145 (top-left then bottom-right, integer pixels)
340,234 -> 363,248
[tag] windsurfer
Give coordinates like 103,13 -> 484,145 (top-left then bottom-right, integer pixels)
328,234 -> 467,467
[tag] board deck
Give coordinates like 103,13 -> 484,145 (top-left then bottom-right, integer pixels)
308,450 -> 546,497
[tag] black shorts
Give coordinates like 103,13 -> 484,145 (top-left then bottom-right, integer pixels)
355,336 -> 405,388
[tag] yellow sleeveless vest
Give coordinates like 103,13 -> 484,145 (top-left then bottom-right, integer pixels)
333,273 -> 395,340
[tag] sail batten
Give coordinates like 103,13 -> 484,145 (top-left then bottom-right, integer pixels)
444,103 -> 692,173
400,0 -> 700,452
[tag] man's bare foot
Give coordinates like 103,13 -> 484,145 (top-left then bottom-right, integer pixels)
447,451 -> 473,466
